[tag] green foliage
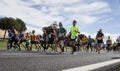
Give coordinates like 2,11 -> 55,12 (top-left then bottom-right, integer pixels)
0,17 -> 27,32
16,18 -> 27,32
0,17 -> 13,30
42,23 -> 58,34
42,26 -> 50,34
0,17 -> 27,41
9,17 -> 20,30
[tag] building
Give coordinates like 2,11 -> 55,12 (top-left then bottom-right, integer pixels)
0,29 -> 8,38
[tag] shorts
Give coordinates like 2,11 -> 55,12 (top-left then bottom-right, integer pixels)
58,37 -> 64,41
48,38 -> 54,44
117,43 -> 120,46
97,40 -> 103,44
70,39 -> 76,41
31,41 -> 37,44
82,42 -> 87,45
19,39 -> 25,43
70,36 -> 77,41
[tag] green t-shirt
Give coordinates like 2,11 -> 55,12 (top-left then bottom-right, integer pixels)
58,27 -> 66,34
70,26 -> 79,38
58,27 -> 66,38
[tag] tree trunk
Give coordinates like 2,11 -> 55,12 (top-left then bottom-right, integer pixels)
2,30 -> 6,42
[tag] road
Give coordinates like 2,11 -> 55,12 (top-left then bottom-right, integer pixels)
0,50 -> 120,71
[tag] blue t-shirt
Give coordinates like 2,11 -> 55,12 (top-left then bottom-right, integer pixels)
8,31 -> 12,40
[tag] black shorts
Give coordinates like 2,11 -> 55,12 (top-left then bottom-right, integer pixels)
48,38 -> 54,44
31,41 -> 37,44
58,37 -> 64,41
87,43 -> 92,47
117,43 -> 120,46
97,40 -> 103,44
70,39 -> 76,41
70,36 -> 77,41
107,44 -> 111,47
82,42 -> 87,45
19,39 -> 25,43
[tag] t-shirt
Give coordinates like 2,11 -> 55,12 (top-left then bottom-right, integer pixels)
87,38 -> 92,43
58,27 -> 66,38
106,39 -> 112,44
26,35 -> 30,41
19,33 -> 24,39
31,34 -> 37,41
96,32 -> 104,40
8,31 -> 12,40
70,26 -> 79,39
48,29 -> 56,38
82,37 -> 87,44
43,32 -> 48,41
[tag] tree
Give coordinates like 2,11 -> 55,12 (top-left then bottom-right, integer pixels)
42,22 -> 58,34
0,17 -> 27,41
0,17 -> 17,41
16,18 -> 27,32
42,26 -> 50,34
0,17 -> 13,30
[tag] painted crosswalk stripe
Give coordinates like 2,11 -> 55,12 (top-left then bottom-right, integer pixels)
63,59 -> 120,71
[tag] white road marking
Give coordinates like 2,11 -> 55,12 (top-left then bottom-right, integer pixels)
63,59 -> 120,71
0,53 -> 31,55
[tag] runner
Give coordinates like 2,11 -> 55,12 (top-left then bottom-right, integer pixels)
82,36 -> 87,52
87,35 -> 93,52
11,27 -> 19,50
106,36 -> 112,52
91,38 -> 98,52
42,30 -> 48,52
25,32 -> 31,50
64,35 -> 70,52
30,30 -> 38,51
57,22 -> 67,53
112,41 -> 118,51
36,35 -> 41,51
7,29 -> 13,50
18,31 -> 25,50
96,29 -> 104,54
47,25 -> 57,53
76,35 -> 82,51
116,36 -> 120,51
70,20 -> 80,55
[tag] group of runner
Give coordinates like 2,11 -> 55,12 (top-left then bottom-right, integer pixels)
7,20 -> 120,54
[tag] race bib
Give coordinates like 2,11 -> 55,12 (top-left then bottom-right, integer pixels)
49,34 -> 51,38
98,37 -> 102,40
58,33 -> 64,37
71,36 -> 76,39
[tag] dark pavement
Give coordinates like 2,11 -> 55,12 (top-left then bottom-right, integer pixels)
0,50 -> 120,71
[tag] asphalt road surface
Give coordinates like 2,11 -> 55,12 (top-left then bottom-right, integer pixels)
0,50 -> 120,71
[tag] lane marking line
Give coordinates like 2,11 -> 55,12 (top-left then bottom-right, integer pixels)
63,59 -> 120,71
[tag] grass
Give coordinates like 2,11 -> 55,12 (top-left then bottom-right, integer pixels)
0,38 -> 7,49
0,38 -> 72,51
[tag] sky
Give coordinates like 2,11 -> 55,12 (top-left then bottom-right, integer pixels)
0,0 -> 120,42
